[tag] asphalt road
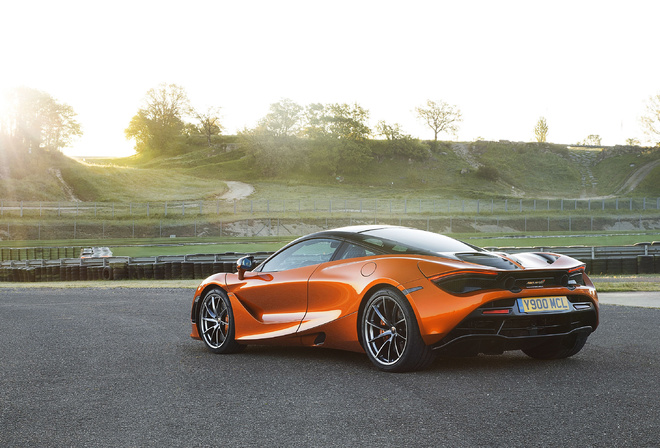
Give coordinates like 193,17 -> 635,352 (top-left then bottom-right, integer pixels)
1,288 -> 659,447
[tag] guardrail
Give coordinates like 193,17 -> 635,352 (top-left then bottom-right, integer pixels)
1,245 -> 660,283
0,252 -> 272,283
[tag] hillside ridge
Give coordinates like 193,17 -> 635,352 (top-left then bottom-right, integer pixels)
1,141 -> 658,202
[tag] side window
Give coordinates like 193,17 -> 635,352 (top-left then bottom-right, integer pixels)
337,243 -> 377,260
259,239 -> 340,272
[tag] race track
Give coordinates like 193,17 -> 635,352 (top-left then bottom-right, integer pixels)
1,288 -> 659,447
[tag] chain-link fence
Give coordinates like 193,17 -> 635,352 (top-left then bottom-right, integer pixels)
1,214 -> 659,242
1,197 -> 659,219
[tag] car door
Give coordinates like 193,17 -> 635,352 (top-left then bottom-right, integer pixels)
229,238 -> 341,339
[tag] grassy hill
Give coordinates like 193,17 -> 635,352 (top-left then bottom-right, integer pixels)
1,140 -> 659,202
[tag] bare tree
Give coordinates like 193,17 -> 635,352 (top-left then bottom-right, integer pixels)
194,106 -> 223,146
415,100 -> 462,143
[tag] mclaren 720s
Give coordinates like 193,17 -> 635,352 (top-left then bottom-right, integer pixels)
190,226 -> 599,372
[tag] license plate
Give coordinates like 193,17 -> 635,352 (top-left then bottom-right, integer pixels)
517,296 -> 570,313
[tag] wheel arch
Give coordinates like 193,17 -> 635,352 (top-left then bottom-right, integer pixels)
191,282 -> 229,329
356,282 -> 407,348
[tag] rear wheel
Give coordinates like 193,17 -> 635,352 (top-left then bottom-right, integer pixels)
522,333 -> 588,360
361,288 -> 435,372
198,289 -> 244,354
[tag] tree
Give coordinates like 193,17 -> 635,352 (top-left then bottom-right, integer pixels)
324,103 -> 371,141
301,103 -> 328,138
259,99 -> 303,137
625,138 -> 641,146
0,87 -> 81,153
641,93 -> 660,146
578,135 -> 602,146
534,117 -> 549,142
193,106 -> 223,146
415,100 -> 462,143
125,83 -> 191,156
376,120 -> 404,141
375,120 -> 428,161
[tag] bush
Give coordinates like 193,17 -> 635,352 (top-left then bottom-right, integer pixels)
476,166 -> 499,181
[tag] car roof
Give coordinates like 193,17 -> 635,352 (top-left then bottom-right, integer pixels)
306,225 -> 399,240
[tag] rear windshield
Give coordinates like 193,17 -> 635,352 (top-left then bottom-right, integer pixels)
361,227 -> 481,255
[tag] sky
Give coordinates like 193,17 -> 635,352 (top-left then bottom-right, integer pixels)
0,0 -> 658,157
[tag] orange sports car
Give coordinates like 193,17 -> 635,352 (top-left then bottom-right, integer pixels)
190,226 -> 599,372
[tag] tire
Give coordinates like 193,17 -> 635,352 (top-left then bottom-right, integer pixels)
198,289 -> 244,354
522,332 -> 588,360
102,266 -> 113,281
361,288 -> 435,372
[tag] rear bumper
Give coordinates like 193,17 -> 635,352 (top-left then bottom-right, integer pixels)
432,325 -> 594,355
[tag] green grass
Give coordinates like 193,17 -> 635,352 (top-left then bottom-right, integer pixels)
457,231 -> 660,248
592,275 -> 660,292
2,231 -> 658,258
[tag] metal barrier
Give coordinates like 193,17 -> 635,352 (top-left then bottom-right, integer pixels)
0,252 -> 272,283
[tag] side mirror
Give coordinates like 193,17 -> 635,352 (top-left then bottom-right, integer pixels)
237,256 -> 255,280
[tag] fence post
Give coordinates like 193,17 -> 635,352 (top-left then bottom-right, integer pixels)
20,201 -> 23,217
147,202 -> 150,218
165,202 -> 168,217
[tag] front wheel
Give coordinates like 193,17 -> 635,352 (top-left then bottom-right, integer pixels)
361,288 -> 435,372
198,289 -> 244,354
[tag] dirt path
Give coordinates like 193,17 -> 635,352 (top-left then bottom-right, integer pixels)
219,181 -> 254,201
616,159 -> 660,194
49,168 -> 80,202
